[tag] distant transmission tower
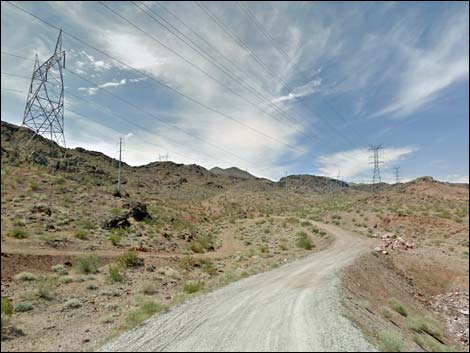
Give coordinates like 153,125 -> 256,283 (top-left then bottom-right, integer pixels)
22,30 -> 66,148
369,144 -> 383,184
158,153 -> 169,161
394,166 -> 401,184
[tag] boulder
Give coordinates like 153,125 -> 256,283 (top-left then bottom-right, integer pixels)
103,214 -> 130,229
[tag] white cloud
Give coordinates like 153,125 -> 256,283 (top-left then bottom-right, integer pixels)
316,146 -> 415,179
372,9 -> 469,118
443,174 -> 469,184
271,79 -> 321,104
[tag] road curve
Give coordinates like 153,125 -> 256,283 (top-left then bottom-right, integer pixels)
100,222 -> 376,352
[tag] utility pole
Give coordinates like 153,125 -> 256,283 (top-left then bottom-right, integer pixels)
394,166 -> 400,184
369,144 -> 384,184
118,137 -> 122,192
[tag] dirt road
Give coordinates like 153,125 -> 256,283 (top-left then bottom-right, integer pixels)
100,222 -> 377,352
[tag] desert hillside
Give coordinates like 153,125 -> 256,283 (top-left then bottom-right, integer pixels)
1,121 -> 468,352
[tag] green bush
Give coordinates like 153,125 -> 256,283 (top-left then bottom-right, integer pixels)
296,231 -> 314,250
413,333 -> 454,352
406,315 -> 442,338
15,302 -> 33,312
14,272 -> 37,281
108,264 -> 125,283
388,298 -> 408,317
125,300 -> 167,329
74,228 -> 88,240
190,242 -> 205,254
119,252 -> 143,268
379,330 -> 404,352
75,255 -> 99,274
108,233 -> 122,246
35,276 -> 57,300
9,228 -> 28,239
1,297 -> 14,317
64,299 -> 82,310
184,280 -> 204,294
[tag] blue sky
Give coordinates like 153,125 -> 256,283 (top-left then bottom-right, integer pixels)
1,1 -> 468,182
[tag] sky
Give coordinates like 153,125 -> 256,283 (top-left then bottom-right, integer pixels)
1,1 -> 469,183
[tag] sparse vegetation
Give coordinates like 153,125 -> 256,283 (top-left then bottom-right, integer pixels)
184,280 -> 205,294
15,302 -> 33,312
388,298 -> 408,317
125,300 -> 168,329
8,228 -> 28,239
119,252 -> 143,268
14,272 -> 37,282
406,315 -> 442,338
64,299 -> 82,310
108,264 -> 125,283
295,231 -> 314,250
378,330 -> 404,352
75,255 -> 99,274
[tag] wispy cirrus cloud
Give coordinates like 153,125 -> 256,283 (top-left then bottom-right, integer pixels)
316,146 -> 416,179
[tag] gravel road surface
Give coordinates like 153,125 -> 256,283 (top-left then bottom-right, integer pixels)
100,222 -> 376,352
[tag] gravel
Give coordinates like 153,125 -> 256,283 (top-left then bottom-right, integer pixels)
100,223 -> 377,352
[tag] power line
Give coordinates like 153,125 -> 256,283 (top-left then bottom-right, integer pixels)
5,1 -> 302,153
194,1 -> 366,150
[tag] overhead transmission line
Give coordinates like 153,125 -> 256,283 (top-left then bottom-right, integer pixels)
134,1 -> 364,155
2,57 -> 280,171
1,73 -> 248,168
194,1 -> 365,150
5,1 -> 303,154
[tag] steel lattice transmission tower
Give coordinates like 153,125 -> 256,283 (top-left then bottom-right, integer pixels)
23,30 -> 66,148
369,144 -> 384,184
394,166 -> 401,184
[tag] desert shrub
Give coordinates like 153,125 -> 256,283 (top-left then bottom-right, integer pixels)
201,260 -> 217,276
30,181 -> 39,191
119,251 -> 143,268
406,315 -> 442,338
59,276 -> 74,284
87,283 -> 98,290
108,264 -> 125,283
108,233 -> 122,246
74,228 -> 88,240
51,264 -> 68,275
125,300 -> 167,329
190,242 -> 205,254
14,272 -> 37,282
184,280 -> 204,294
413,333 -> 454,352
75,255 -> 99,274
178,255 -> 197,271
1,297 -> 14,317
35,276 -> 57,300
1,297 -> 14,331
300,221 -> 311,227
380,306 -> 393,319
9,228 -> 28,239
378,330 -> 404,352
388,298 -> 408,317
296,231 -> 314,250
64,299 -> 82,310
140,281 -> 158,295
15,302 -> 33,312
